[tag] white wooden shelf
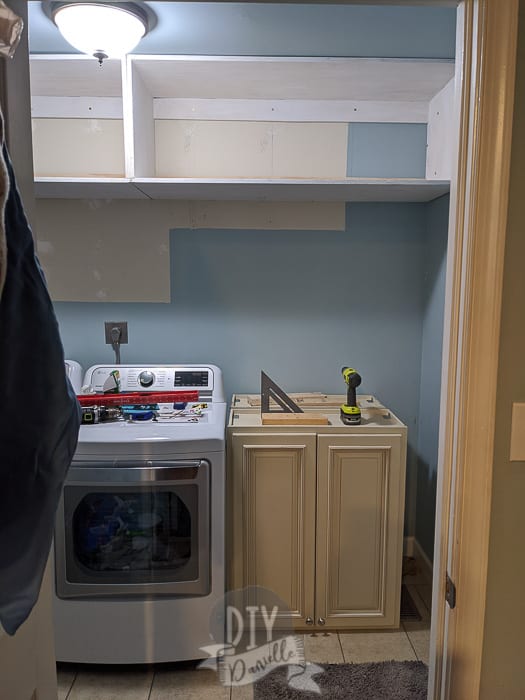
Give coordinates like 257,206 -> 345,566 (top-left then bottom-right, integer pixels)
34,178 -> 147,199
30,54 -> 456,199
34,177 -> 449,202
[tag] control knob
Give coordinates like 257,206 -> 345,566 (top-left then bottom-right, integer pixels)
138,370 -> 155,388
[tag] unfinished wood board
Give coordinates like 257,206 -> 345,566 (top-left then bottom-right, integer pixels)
262,413 -> 330,425
236,393 -> 383,409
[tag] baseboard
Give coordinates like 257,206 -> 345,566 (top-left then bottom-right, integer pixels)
403,536 -> 433,583
403,536 -> 415,558
414,538 -> 433,582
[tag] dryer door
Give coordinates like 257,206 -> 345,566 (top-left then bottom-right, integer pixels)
55,460 -> 210,598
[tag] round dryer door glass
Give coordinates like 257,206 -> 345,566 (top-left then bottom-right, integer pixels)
68,488 -> 198,583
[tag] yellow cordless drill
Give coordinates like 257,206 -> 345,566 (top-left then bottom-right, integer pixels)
340,367 -> 362,425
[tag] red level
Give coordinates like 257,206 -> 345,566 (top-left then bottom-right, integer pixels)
77,391 -> 199,407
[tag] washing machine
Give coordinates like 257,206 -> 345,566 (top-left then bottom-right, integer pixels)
53,363 -> 226,664
64,359 -> 83,394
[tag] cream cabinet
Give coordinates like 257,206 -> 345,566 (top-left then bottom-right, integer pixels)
229,432 -> 317,626
227,396 -> 407,630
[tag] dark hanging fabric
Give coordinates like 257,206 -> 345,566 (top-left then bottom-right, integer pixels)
0,140 -> 81,635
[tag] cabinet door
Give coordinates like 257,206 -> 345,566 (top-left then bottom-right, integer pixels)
316,433 -> 406,629
229,432 -> 317,625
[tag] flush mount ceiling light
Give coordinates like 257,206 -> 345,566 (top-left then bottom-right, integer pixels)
42,1 -> 156,64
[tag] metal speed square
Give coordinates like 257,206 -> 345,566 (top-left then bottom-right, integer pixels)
260,372 -> 329,425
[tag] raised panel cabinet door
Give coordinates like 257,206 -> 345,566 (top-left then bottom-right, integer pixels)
229,433 -> 317,625
316,433 -> 407,629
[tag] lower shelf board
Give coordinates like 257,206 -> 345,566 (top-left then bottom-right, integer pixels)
34,177 -> 450,202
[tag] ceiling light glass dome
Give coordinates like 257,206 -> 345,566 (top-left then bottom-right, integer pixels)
44,1 -> 155,63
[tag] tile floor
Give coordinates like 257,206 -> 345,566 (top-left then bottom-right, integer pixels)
57,579 -> 431,700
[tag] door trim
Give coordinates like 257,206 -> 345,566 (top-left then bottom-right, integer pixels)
430,1 -> 519,698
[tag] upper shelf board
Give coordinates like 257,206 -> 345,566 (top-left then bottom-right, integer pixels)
34,178 -> 449,202
132,56 -> 455,101
29,54 -> 454,103
30,56 -> 123,97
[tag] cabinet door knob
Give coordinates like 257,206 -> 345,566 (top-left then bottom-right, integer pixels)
305,617 -> 314,625
317,617 -> 326,626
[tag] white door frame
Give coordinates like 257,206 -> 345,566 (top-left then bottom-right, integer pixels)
429,1 -> 519,698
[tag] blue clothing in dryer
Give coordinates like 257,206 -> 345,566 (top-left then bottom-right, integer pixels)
0,143 -> 81,635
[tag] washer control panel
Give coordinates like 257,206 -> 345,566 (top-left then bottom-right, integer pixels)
174,370 -> 209,388
83,364 -> 225,402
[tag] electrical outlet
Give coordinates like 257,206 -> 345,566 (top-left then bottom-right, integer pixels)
104,321 -> 129,345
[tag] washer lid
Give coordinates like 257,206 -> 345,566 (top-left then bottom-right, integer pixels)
75,403 -> 227,457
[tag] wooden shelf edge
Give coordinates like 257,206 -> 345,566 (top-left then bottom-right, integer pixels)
34,177 -> 450,202
34,178 -> 150,199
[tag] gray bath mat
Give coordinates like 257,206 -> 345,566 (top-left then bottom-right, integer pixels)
254,660 -> 428,699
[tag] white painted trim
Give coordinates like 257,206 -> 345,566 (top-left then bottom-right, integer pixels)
33,177 -> 449,202
403,536 -> 415,558
29,53 -> 108,62
426,79 -> 455,180
128,56 -> 155,179
414,538 -> 434,582
131,178 -> 449,202
403,537 -> 433,581
153,98 -> 429,123
121,57 -> 135,181
31,96 -> 123,119
131,54 -> 455,66
429,4 -> 467,697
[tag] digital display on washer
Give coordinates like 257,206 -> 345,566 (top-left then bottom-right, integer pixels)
174,371 -> 209,387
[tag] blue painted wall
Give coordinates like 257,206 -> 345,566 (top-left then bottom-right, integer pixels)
55,203 -> 425,426
29,2 -> 457,59
54,200 -> 447,541
416,195 -> 449,559
348,124 -> 428,178
55,200 -> 447,542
